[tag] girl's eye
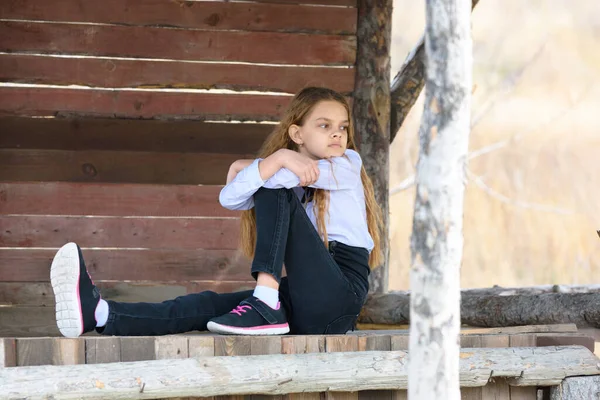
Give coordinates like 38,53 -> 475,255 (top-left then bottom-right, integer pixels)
320,124 -> 329,129
340,126 -> 348,131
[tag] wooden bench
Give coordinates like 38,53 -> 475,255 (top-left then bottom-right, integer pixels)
1,326 -> 599,399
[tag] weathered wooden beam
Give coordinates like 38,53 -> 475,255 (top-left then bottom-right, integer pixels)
389,0 -> 481,143
550,376 -> 600,400
352,0 -> 393,293
0,346 -> 598,399
359,291 -> 600,328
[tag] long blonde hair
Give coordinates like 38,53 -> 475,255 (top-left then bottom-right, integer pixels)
239,87 -> 383,268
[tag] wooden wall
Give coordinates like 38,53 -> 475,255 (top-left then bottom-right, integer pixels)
0,0 -> 358,336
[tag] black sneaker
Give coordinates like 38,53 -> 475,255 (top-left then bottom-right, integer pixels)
50,242 -> 101,338
207,296 -> 290,335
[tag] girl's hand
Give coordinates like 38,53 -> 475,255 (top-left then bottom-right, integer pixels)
280,150 -> 320,186
226,159 -> 253,184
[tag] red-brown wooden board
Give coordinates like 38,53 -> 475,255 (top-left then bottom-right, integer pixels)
0,149 -> 251,184
0,215 -> 240,249
0,248 -> 250,282
241,0 -> 356,6
0,182 -> 237,218
0,87 -> 291,121
0,281 -> 256,306
0,21 -> 356,65
0,116 -> 273,154
0,0 -> 356,35
0,54 -> 355,94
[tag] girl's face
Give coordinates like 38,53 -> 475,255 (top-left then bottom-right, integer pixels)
288,100 -> 349,160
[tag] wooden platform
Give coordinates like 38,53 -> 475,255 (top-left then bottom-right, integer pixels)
1,325 -> 597,399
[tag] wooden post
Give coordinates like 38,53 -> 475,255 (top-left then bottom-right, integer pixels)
389,0 -> 480,143
408,0 -> 472,398
352,0 -> 393,294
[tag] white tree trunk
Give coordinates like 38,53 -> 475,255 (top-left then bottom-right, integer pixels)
408,0 -> 472,399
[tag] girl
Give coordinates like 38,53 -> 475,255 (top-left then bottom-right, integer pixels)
50,87 -> 383,337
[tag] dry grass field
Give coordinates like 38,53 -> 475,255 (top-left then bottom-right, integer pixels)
388,0 -> 600,289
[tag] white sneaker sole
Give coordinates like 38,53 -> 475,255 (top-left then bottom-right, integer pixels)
50,242 -> 84,338
206,321 -> 290,336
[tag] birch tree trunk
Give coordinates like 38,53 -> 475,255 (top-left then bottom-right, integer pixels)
408,0 -> 472,399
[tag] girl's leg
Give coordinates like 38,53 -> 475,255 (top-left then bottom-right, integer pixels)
208,188 -> 365,335
50,242 -> 251,337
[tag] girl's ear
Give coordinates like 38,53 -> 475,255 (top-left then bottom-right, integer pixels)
288,124 -> 303,145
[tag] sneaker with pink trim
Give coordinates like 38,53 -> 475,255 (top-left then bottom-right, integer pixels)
207,296 -> 289,335
50,242 -> 101,338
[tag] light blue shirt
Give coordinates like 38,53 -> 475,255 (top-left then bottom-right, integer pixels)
219,149 -> 374,252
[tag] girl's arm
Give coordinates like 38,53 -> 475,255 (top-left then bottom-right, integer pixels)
219,150 -> 290,210
263,149 -> 361,191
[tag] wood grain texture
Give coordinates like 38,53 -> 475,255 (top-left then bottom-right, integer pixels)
1,347 -> 597,397
0,215 -> 240,249
0,21 -> 356,65
0,148 -> 249,184
85,337 -> 121,364
0,248 -> 250,282
0,55 -> 355,94
361,290 -> 600,328
352,0 -> 392,294
0,116 -> 273,155
0,0 -> 356,35
0,182 -> 236,217
0,87 -> 291,121
0,281 -> 256,306
0,338 -> 17,367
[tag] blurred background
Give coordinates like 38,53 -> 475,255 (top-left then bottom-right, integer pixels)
388,0 -> 600,289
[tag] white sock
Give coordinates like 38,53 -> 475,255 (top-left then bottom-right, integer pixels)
95,299 -> 109,327
253,285 -> 279,309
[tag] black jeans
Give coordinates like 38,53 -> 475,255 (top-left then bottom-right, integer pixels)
100,188 -> 370,336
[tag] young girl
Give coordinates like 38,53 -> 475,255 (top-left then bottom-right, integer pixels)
50,87 -> 383,337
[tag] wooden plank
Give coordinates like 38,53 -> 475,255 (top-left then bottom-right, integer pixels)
246,0 -> 356,6
0,182 -> 236,218
16,337 -> 54,366
0,281 -> 256,307
390,334 -> 409,351
85,337 -> 121,364
2,308 -> 59,337
120,337 -> 156,362
509,334 -> 538,399
281,336 -> 322,400
0,148 -> 251,185
188,336 -> 215,358
251,337 -> 282,355
462,324 -> 578,335
0,116 -> 273,155
0,55 -> 355,95
461,336 -> 483,400
0,338 -> 17,367
0,87 -> 291,121
0,21 -> 356,66
52,338 -> 85,365
0,215 -> 240,249
0,249 -> 250,282
214,336 -> 252,357
4,347 -> 598,397
155,336 -> 189,359
325,336 -> 359,399
535,333 -> 595,353
0,0 -> 357,35
358,335 -> 393,400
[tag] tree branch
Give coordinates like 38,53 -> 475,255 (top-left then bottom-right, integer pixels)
390,0 -> 481,143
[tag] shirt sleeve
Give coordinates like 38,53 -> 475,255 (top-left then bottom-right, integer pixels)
263,149 -> 362,191
218,158 -> 265,210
